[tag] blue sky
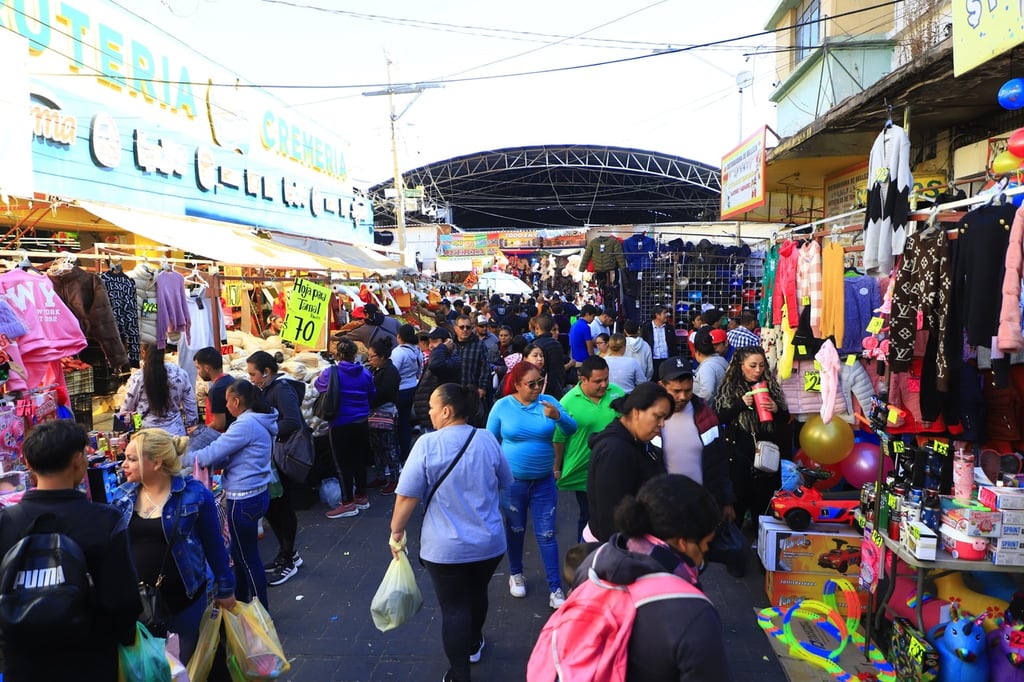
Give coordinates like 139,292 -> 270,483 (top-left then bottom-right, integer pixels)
132,0 -> 780,187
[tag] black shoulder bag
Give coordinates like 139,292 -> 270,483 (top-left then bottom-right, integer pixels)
138,490 -> 184,636
423,429 -> 476,516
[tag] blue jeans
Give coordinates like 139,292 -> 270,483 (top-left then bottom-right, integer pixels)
227,490 -> 270,609
502,474 -> 561,593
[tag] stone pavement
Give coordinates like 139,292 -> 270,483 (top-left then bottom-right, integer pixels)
264,485 -> 790,682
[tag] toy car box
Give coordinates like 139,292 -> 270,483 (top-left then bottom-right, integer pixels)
764,570 -> 870,611
939,525 -> 989,560
940,497 -> 1002,536
758,516 -> 862,574
980,485 -> 1024,510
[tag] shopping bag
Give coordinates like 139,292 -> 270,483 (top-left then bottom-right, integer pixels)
186,602 -> 223,682
370,549 -> 423,632
222,600 -> 290,681
118,622 -> 172,682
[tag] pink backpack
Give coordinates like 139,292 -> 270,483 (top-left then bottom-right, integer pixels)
527,546 -> 709,682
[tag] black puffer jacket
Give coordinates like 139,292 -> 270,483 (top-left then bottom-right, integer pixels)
586,420 -> 666,542
260,374 -> 307,440
577,534 -> 733,682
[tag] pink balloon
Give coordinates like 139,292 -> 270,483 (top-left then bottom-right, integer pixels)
839,442 -> 893,488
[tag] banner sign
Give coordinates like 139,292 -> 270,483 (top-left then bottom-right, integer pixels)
824,162 -> 869,220
954,1 -> 1024,76
721,127 -> 767,220
282,279 -> 330,347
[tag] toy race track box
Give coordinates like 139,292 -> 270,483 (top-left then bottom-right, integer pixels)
890,617 -> 938,682
758,515 -> 863,575
764,570 -> 870,611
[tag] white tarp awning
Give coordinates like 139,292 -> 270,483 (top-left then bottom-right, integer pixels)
267,232 -> 400,276
79,202 -> 356,273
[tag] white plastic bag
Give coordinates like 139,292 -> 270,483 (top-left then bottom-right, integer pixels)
319,477 -> 341,508
370,547 -> 423,632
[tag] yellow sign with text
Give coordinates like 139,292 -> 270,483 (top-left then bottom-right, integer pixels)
282,279 -> 331,347
954,1 -> 1024,76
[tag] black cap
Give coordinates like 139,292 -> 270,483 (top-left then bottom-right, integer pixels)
428,327 -> 452,341
659,356 -> 693,382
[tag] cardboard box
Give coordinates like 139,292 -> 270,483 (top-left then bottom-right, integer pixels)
988,546 -> 1024,566
980,485 -> 1024,510
890,617 -> 939,682
764,569 -> 870,611
940,504 -> 1002,537
1000,509 -> 1024,525
903,522 -> 938,561
991,535 -> 1024,551
757,516 -> 862,575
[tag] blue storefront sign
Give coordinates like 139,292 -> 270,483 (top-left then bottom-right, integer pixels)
2,0 -> 373,242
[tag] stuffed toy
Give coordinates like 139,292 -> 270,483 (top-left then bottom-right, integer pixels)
927,605 -> 990,682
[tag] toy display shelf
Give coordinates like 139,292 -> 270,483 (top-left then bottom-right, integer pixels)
872,530 -> 1024,633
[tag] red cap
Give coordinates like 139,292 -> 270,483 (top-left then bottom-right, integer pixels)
709,329 -> 728,345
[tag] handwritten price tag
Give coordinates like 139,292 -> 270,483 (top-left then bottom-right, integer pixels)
803,370 -> 821,392
891,440 -> 906,455
887,408 -> 899,424
933,440 -> 950,456
846,354 -> 858,366
866,317 -> 884,334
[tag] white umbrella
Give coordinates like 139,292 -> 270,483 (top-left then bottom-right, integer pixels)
476,271 -> 534,296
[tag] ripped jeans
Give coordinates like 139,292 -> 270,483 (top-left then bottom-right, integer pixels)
502,473 -> 561,593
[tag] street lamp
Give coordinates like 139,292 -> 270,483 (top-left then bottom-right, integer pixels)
735,70 -> 754,143
363,67 -> 443,267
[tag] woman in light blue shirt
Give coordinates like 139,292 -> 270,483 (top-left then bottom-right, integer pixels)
486,361 -> 577,610
390,384 -> 511,682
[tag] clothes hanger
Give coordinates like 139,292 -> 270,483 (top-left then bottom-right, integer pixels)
159,257 -> 172,272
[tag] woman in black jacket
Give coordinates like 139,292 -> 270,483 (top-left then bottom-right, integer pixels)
575,474 -> 733,682
367,338 -> 401,494
586,382 -> 674,542
712,346 -> 790,530
247,350 -> 307,587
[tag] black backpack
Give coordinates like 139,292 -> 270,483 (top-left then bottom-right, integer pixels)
0,509 -> 94,644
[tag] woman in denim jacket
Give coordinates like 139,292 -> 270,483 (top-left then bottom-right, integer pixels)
112,428 -> 236,667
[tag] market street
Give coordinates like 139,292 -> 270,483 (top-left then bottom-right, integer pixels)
267,486 -> 788,681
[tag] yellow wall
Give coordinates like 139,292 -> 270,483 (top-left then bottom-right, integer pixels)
826,0 -> 894,39
774,8 -> 797,80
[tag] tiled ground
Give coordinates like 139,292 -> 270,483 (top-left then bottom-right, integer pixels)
266,486 -> 789,682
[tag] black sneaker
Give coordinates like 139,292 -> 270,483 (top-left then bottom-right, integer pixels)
264,551 -> 303,572
267,562 -> 298,586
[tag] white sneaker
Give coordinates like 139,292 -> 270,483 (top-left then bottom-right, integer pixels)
509,573 -> 527,598
549,588 -> 566,609
469,636 -> 485,664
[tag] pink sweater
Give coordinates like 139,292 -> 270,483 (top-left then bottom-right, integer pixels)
772,240 -> 799,328
998,205 -> 1024,353
0,269 -> 86,361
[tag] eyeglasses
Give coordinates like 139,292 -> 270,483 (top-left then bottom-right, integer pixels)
524,379 -> 544,389
457,325 -> 472,330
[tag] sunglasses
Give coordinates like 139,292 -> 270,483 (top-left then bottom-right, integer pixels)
523,379 -> 544,389
457,325 -> 472,330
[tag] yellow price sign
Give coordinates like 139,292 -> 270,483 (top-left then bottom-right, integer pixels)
281,279 -> 331,347
846,354 -> 858,366
803,370 -> 821,392
866,317 -> 884,334
892,440 -> 905,455
887,407 -> 900,424
933,440 -> 950,456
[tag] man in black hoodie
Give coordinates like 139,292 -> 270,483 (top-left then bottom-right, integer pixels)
0,421 -> 141,681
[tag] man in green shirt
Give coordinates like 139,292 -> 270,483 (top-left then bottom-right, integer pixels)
554,355 -> 624,541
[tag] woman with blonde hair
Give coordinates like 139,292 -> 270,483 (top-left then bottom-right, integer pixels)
112,428 -> 236,667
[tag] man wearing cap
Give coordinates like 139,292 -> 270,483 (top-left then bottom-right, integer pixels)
412,328 -> 462,430
475,315 -> 500,356
658,357 -> 737,544
691,327 -> 730,402
553,355 -> 623,541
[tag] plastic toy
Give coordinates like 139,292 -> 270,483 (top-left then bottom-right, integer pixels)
927,607 -> 990,682
934,572 -> 1007,633
771,466 -> 860,531
988,620 -> 1024,682
817,539 -> 861,574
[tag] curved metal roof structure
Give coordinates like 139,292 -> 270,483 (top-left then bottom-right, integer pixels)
369,144 -> 722,230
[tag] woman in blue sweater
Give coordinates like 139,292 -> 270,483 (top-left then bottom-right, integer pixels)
183,380 -> 277,609
487,361 -> 577,609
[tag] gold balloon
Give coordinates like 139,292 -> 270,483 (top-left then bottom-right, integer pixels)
799,415 -> 855,465
992,150 -> 1024,176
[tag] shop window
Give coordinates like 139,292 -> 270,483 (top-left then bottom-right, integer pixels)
795,0 -> 822,64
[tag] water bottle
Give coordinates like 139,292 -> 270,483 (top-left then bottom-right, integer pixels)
953,449 -> 975,501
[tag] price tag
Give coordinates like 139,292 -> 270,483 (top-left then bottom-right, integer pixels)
801,295 -> 810,305
871,529 -> 883,547
866,317 -> 884,334
887,493 -> 899,509
906,377 -> 921,393
887,407 -> 899,424
933,440 -> 950,456
803,370 -> 821,392
846,354 -> 858,366
813,360 -> 821,370
875,167 -> 891,183
907,635 -> 926,662
281,279 -> 331,347
141,298 -> 158,318
797,345 -> 807,355
1011,630 -> 1024,649
892,440 -> 906,455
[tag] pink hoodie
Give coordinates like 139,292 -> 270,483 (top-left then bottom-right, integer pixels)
772,240 -> 799,328
998,205 -> 1024,353
0,269 -> 86,362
